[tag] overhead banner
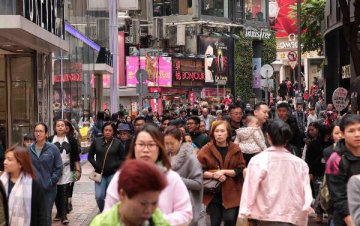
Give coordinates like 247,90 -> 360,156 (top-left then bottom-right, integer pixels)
126,56 -> 172,87
198,36 -> 234,85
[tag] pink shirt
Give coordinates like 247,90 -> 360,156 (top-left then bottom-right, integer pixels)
239,147 -> 313,226
104,169 -> 193,226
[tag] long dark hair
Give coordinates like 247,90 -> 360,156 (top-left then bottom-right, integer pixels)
267,119 -> 292,146
127,124 -> 171,170
6,145 -> 36,179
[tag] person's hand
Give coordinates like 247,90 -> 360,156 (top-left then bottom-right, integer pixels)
75,171 -> 81,181
344,215 -> 354,226
213,170 -> 226,182
243,168 -> 247,178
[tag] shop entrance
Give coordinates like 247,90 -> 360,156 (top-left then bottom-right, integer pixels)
0,54 -> 35,149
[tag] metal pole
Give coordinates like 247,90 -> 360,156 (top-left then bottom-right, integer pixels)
297,0 -> 302,93
109,0 -> 118,113
60,50 -> 64,119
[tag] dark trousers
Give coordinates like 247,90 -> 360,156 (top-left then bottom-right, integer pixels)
206,202 -> 239,226
55,184 -> 69,219
68,182 -> 74,198
243,153 -> 257,167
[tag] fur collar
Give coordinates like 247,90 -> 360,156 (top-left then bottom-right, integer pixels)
171,143 -> 194,171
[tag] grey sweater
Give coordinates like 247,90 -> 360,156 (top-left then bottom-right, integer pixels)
171,143 -> 203,224
348,175 -> 360,225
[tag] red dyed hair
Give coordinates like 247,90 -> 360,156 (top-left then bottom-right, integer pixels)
5,145 -> 36,179
118,159 -> 167,198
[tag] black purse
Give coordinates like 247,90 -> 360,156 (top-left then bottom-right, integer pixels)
203,149 -> 222,194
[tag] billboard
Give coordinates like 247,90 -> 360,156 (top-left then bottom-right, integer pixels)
126,56 -> 172,87
198,36 -> 234,85
269,0 -> 297,37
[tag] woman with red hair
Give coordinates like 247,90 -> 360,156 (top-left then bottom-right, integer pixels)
0,145 -> 47,226
90,159 -> 169,225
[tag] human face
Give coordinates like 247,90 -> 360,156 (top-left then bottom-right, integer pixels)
164,135 -> 182,156
186,119 -> 198,133
254,105 -> 269,125
296,104 -> 303,112
134,120 -> 146,132
161,120 -> 170,130
181,112 -> 187,118
199,122 -> 206,133
229,107 -> 243,123
184,135 -> 192,144
202,108 -> 209,117
23,139 -> 33,148
134,131 -> 159,163
308,126 -> 318,138
117,131 -> 130,142
277,107 -> 289,121
55,121 -> 66,136
103,125 -> 114,140
343,123 -> 360,151
327,104 -> 334,111
120,190 -> 161,225
4,151 -> 22,175
126,116 -> 132,123
332,126 -> 343,143
216,114 -> 222,120
214,123 -> 228,144
34,125 -> 47,142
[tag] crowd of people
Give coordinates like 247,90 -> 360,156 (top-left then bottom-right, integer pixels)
0,92 -> 360,226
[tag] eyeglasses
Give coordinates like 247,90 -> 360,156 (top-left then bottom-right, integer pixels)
135,143 -> 158,151
186,122 -> 195,125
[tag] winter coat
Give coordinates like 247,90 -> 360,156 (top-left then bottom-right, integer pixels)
197,142 -> 245,209
348,175 -> 360,226
190,132 -> 208,149
171,143 -> 203,223
0,182 -> 8,226
90,203 -> 170,226
325,139 -> 360,226
29,142 -> 63,191
88,137 -> 126,177
234,127 -> 267,154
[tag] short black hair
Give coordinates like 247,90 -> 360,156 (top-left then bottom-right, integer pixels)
161,117 -> 171,123
134,116 -> 146,124
254,102 -> 267,111
187,116 -> 200,125
35,122 -> 48,134
179,109 -> 186,114
267,119 -> 293,146
339,114 -> 360,132
277,102 -> 290,110
102,121 -> 117,134
23,134 -> 35,141
228,104 -> 242,112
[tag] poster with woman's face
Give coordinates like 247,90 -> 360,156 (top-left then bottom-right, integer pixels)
199,36 -> 233,84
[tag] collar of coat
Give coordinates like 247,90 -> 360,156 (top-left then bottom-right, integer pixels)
171,143 -> 194,171
203,142 -> 241,169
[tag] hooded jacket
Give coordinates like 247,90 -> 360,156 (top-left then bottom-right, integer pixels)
325,139 -> 360,226
234,127 -> 267,154
29,142 -> 63,191
171,143 -> 203,223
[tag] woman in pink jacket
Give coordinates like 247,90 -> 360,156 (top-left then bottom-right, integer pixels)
104,124 -> 193,226
239,119 -> 313,226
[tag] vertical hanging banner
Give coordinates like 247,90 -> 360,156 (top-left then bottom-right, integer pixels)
252,58 -> 261,88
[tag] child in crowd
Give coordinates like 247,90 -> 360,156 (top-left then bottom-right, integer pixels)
234,116 -> 267,166
23,134 -> 35,148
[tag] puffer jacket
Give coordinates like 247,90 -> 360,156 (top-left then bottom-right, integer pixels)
234,127 -> 267,154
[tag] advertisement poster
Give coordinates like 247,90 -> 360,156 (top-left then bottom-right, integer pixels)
126,56 -> 172,87
252,58 -> 261,88
198,36 -> 234,84
269,0 -> 297,37
172,58 -> 205,87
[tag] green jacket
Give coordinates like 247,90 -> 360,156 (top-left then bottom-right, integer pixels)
89,203 -> 170,226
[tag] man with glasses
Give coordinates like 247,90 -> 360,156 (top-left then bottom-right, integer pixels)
133,116 -> 146,133
186,116 -> 208,149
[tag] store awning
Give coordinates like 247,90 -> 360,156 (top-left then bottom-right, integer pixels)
83,63 -> 114,74
0,15 -> 68,53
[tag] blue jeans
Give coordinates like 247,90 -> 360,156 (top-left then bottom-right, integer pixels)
95,174 -> 114,212
44,187 -> 57,226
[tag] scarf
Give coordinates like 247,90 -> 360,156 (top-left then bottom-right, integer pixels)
0,172 -> 32,226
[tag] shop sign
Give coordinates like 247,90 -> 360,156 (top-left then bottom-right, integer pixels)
244,28 -> 272,40
332,87 -> 349,111
126,56 -> 172,87
22,0 -> 65,38
342,65 -> 351,79
198,36 -> 234,84
53,73 -> 82,82
173,58 -> 205,82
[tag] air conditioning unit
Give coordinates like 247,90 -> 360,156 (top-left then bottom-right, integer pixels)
168,25 -> 185,47
152,17 -> 166,40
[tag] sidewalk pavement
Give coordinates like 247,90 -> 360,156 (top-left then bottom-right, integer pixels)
52,157 -> 98,226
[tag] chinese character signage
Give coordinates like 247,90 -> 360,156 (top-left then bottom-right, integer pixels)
126,56 -> 172,87
198,36 -> 234,85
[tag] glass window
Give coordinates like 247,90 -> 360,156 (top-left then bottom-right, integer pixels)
245,0 -> 267,22
201,0 -> 229,18
153,0 -> 192,17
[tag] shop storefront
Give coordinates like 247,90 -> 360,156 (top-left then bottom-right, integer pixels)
0,0 -> 67,148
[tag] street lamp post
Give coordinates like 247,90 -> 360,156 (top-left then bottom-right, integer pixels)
271,59 -> 283,101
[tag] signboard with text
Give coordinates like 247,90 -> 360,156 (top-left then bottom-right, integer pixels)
172,58 -> 205,87
332,87 -> 349,111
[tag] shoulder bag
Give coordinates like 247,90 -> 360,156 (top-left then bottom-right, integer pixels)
203,149 -> 222,194
89,139 -> 114,183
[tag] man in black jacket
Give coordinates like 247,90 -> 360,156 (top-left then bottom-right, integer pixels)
326,114 -> 360,226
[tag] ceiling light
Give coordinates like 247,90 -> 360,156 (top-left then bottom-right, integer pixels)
16,49 -> 24,52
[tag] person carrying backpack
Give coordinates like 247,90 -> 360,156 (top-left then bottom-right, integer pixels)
325,114 -> 360,226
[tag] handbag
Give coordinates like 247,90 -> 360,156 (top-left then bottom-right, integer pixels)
203,149 -> 222,194
89,139 -> 114,183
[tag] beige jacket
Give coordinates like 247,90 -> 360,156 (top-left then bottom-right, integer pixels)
234,127 -> 267,154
